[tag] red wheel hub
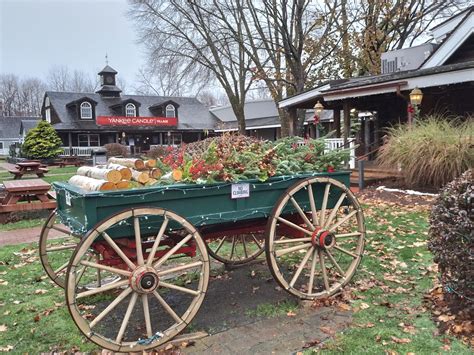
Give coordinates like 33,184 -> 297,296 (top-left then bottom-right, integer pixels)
311,227 -> 336,249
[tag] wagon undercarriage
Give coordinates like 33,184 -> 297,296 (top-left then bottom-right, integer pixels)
39,174 -> 365,351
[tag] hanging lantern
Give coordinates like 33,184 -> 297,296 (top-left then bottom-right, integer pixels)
409,87 -> 423,106
314,101 -> 324,115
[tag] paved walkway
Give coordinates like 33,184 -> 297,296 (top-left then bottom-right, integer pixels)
183,305 -> 351,354
0,224 -> 65,246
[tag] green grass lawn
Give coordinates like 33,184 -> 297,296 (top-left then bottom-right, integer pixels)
306,204 -> 471,354
0,202 -> 470,353
0,166 -> 77,183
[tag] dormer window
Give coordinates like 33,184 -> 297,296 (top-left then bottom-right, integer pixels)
80,102 -> 93,119
166,104 -> 176,118
125,103 -> 136,117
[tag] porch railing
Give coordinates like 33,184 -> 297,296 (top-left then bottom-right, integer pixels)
296,138 -> 356,169
61,146 -> 95,157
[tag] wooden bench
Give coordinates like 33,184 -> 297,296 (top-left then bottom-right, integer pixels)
0,179 -> 56,214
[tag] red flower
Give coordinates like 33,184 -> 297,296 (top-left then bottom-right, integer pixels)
327,166 -> 335,173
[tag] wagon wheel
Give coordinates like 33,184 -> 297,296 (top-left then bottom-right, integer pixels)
39,209 -> 82,288
266,177 -> 365,300
65,207 -> 209,352
206,232 -> 265,265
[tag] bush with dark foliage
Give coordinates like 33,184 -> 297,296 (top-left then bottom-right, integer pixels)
104,143 -> 129,158
428,169 -> 473,303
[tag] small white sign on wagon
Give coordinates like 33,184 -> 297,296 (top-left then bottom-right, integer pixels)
231,183 -> 250,199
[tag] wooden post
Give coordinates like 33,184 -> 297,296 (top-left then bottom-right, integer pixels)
333,109 -> 341,138
374,113 -> 380,151
343,101 -> 350,146
364,118 -> 371,157
68,132 -> 72,156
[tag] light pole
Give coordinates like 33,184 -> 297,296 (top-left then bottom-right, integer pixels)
408,87 -> 423,125
313,101 -> 324,138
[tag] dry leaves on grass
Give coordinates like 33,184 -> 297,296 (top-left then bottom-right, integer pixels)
391,336 -> 412,344
0,345 -> 13,352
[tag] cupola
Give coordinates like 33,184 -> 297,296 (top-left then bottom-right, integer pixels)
96,64 -> 122,98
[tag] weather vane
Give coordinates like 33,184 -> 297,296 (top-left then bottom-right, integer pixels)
105,53 -> 109,65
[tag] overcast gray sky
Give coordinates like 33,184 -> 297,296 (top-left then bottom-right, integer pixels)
0,0 -> 143,86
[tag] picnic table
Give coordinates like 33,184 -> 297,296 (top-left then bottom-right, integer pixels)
58,156 -> 84,168
0,179 -> 56,214
8,161 -> 49,179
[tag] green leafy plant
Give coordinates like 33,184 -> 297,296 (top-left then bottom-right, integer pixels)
22,120 -> 63,159
376,115 -> 473,188
428,169 -> 473,303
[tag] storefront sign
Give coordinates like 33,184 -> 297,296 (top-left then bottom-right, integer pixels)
96,116 -> 178,126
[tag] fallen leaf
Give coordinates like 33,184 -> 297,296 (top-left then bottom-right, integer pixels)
319,326 -> 335,335
286,310 -> 296,317
0,280 -> 8,286
0,325 -> 6,332
438,314 -> 455,322
391,336 -> 411,344
441,344 -> 451,351
337,303 -> 351,311
360,302 -> 370,310
0,345 -> 13,352
34,289 -> 48,295
33,314 -> 41,322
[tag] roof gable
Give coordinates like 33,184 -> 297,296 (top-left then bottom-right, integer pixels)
0,116 -> 40,139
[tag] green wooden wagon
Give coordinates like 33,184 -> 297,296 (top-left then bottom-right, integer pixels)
39,171 -> 365,352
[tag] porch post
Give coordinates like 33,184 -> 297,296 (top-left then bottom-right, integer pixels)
333,109 -> 341,138
68,132 -> 72,156
343,101 -> 350,146
374,114 -> 380,151
364,118 -> 371,156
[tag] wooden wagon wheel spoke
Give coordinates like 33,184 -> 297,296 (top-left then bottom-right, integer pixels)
116,292 -> 138,343
134,216 -> 145,266
229,236 -> 236,260
276,217 -> 313,236
319,183 -> 331,227
328,210 -> 358,232
307,249 -> 318,294
325,250 -> 346,277
67,207 -> 209,352
274,237 -> 312,244
275,243 -> 312,257
153,233 -> 193,269
213,236 -> 227,255
334,245 -> 358,259
290,196 -> 314,231
266,177 -> 365,300
146,217 -> 169,266
159,281 -> 200,296
102,232 -> 136,270
152,290 -> 183,324
89,287 -> 133,329
142,294 -> 153,338
46,244 -> 77,252
76,279 -> 129,299
241,235 -> 248,259
336,232 -> 362,238
251,234 -> 263,249
323,192 -> 347,229
54,261 -> 69,275
289,247 -> 314,288
80,259 -> 131,277
157,261 -> 203,277
318,250 -> 330,291
307,184 -> 318,226
40,209 -> 81,288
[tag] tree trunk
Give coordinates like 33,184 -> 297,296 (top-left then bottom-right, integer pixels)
295,108 -> 306,137
108,157 -> 145,170
68,175 -> 116,191
76,166 -> 122,184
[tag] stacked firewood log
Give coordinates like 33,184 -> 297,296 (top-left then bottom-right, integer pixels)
68,158 -> 161,192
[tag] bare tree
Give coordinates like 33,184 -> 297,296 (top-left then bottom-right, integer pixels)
0,74 -> 20,116
47,65 -> 97,92
18,78 -> 46,115
129,0 -> 255,134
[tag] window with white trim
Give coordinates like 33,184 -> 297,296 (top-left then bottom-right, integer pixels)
164,133 -> 182,146
125,103 -> 136,117
80,102 -> 93,119
45,108 -> 51,123
165,104 -> 175,118
78,134 -> 100,147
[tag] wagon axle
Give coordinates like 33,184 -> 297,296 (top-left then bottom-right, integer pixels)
130,266 -> 159,294
311,227 -> 336,249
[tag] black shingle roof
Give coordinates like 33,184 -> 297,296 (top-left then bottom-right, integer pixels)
98,65 -> 118,74
46,92 -> 219,131
0,116 -> 40,139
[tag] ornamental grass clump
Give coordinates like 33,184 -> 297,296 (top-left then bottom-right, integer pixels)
376,115 -> 473,189
428,169 -> 473,303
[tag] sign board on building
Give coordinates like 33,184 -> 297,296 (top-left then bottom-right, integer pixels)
96,116 -> 178,126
